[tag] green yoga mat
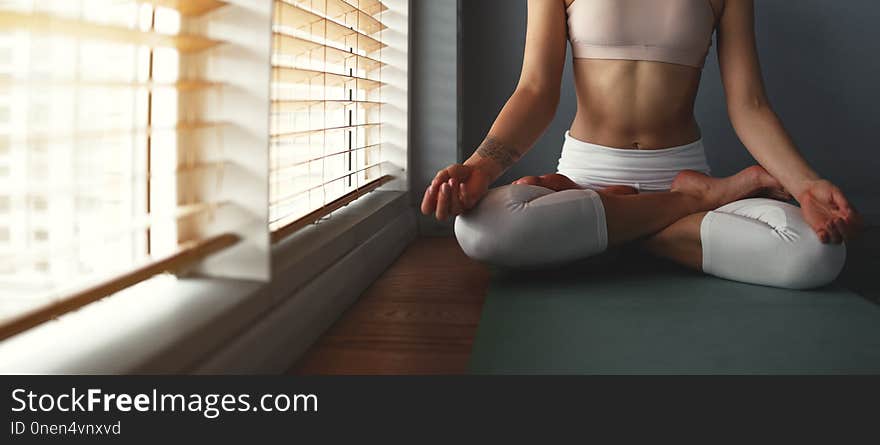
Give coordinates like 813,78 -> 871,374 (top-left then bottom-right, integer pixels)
469,231 -> 880,374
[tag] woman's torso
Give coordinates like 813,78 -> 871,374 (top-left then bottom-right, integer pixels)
563,0 -> 724,150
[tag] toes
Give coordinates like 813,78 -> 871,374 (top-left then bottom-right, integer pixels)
539,174 -> 583,191
513,176 -> 541,186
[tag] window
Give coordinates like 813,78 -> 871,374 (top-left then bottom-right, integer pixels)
0,0 -> 274,332
32,229 -> 48,242
30,196 -> 46,212
269,0 -> 404,240
0,0 -> 407,340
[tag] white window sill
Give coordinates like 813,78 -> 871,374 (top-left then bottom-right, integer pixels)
0,190 -> 415,374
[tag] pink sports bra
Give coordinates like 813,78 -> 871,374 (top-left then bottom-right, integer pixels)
567,0 -> 723,68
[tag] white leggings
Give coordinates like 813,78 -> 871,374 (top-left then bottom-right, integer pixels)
453,133 -> 847,290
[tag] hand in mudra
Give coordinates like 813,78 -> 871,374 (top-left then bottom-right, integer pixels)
420,164 -> 492,220
797,179 -> 863,244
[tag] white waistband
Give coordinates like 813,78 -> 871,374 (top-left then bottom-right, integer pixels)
556,131 -> 712,191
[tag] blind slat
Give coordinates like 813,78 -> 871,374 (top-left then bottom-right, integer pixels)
0,233 -> 240,343
2,162 -> 230,196
9,121 -> 226,143
137,0 -> 227,16
287,0 -> 388,36
273,32 -> 385,73
344,0 -> 389,17
0,11 -> 222,52
271,149 -> 382,185
0,201 -> 231,268
0,75 -> 222,91
272,65 -> 383,90
270,122 -> 380,139
269,175 -> 392,240
275,1 -> 387,54
271,99 -> 384,112
307,0 -> 388,35
270,160 -> 387,205
271,143 -> 382,172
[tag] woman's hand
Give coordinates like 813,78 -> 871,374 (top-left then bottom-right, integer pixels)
420,164 -> 492,221
796,179 -> 863,244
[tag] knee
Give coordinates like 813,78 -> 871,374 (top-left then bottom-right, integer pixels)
454,218 -> 506,263
453,185 -> 546,264
777,237 -> 846,290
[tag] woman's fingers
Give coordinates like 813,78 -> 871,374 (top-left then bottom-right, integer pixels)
425,166 -> 458,217
448,179 -> 463,216
421,180 -> 467,219
431,169 -> 451,191
834,216 -> 860,241
830,187 -> 854,216
841,206 -> 864,236
435,183 -> 452,220
460,181 -> 473,209
424,164 -> 478,219
825,221 -> 842,244
830,186 -> 866,236
420,185 -> 437,215
832,189 -> 864,234
434,164 -> 470,188
832,218 -> 849,241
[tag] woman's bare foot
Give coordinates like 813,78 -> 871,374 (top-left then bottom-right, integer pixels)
671,165 -> 787,210
512,173 -> 583,191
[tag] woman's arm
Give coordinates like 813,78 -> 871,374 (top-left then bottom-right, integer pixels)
716,0 -> 862,242
464,0 -> 568,179
421,0 -> 568,220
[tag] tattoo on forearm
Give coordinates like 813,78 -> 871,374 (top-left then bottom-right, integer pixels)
475,136 -> 521,170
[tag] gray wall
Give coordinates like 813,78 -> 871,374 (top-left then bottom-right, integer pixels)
410,0 -> 460,234
461,0 -> 880,199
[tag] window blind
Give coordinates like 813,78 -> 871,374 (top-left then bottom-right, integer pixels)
0,0 -> 407,341
0,0 -> 273,332
269,0 -> 392,236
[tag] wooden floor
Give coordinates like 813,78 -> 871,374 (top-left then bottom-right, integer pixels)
290,237 -> 491,375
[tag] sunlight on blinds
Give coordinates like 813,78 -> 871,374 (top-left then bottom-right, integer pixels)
0,0 -> 271,323
269,0 -> 391,233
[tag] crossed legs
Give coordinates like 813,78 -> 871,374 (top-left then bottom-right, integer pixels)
455,167 -> 846,289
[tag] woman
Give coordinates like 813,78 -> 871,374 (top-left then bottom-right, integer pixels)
420,0 -> 862,289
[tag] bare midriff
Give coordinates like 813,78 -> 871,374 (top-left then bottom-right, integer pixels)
569,58 -> 704,150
